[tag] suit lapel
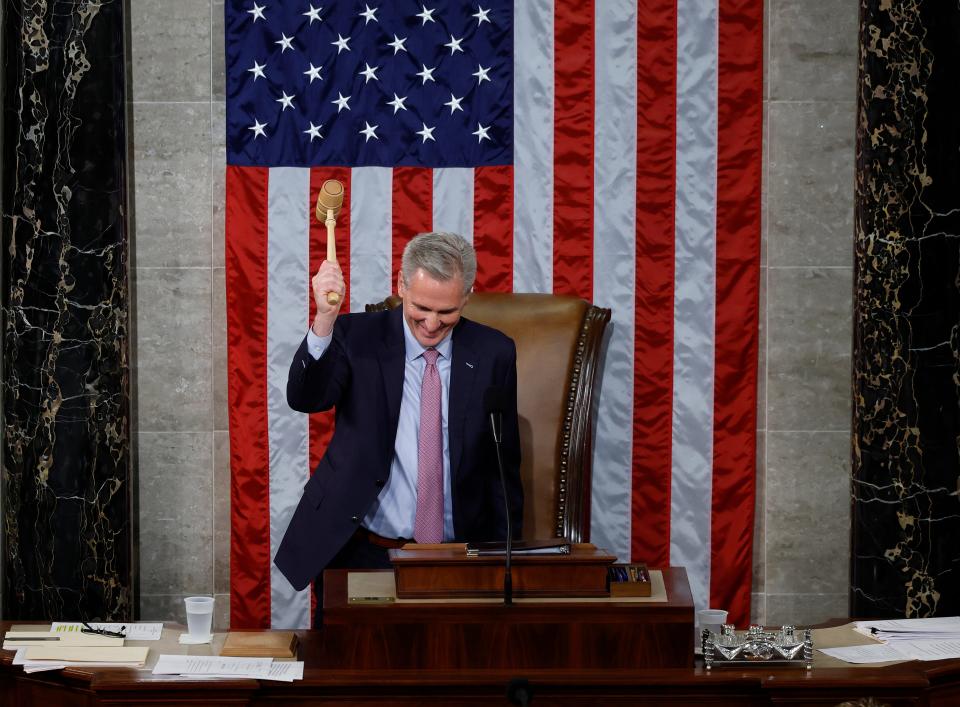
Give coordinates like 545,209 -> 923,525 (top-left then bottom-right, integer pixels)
449,319 -> 477,482
379,308 -> 406,436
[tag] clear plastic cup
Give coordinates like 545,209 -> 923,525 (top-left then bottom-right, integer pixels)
184,596 -> 214,639
696,608 -> 728,652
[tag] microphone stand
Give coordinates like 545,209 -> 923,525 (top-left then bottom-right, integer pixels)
489,408 -> 513,605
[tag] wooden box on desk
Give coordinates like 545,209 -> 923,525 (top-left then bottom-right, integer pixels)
389,543 -> 614,598
320,566 -> 695,670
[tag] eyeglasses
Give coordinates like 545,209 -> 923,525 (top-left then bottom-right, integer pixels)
81,622 -> 126,639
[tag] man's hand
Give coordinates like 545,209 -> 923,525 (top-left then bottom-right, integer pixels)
311,260 -> 345,336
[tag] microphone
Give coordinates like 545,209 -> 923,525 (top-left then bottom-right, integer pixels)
484,386 -> 513,605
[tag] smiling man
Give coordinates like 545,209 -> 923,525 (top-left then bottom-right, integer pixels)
274,232 -> 523,625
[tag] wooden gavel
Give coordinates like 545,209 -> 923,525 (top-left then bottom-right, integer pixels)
315,179 -> 344,305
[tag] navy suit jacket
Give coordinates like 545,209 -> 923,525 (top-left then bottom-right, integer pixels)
274,306 -> 523,591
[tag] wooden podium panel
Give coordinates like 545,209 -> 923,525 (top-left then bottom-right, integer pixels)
320,566 -> 695,670
390,544 -> 616,598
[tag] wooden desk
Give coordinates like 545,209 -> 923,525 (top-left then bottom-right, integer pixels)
3,566 -> 960,706
4,641 -> 960,706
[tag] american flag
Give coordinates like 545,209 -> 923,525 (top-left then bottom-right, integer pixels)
225,0 -> 762,629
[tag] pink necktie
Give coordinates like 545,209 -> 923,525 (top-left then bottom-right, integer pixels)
414,348 -> 444,543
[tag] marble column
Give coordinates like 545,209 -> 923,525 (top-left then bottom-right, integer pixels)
1,0 -> 133,620
852,1 -> 960,617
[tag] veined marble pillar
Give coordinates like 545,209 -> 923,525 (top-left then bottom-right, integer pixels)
852,1 -> 960,616
1,0 -> 133,620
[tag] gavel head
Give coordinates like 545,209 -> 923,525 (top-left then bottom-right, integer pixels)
316,179 -> 344,220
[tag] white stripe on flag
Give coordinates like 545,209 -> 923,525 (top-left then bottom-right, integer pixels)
267,167 -> 312,628
512,0 -> 554,294
349,167 -> 393,311
589,0 -> 637,562
670,0 -> 719,612
433,168 -> 474,243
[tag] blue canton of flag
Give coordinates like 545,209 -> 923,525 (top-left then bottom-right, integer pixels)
226,0 -> 513,168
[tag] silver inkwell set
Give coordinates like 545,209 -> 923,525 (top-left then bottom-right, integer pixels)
701,624 -> 814,669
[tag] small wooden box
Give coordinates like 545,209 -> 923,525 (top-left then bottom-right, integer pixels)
608,563 -> 652,597
220,631 -> 298,658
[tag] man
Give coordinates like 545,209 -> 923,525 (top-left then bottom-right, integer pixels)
274,232 -> 523,614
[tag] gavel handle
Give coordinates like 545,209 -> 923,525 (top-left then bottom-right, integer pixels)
325,208 -> 340,305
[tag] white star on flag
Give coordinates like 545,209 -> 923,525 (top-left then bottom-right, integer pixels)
416,5 -> 435,24
358,62 -> 379,83
332,92 -> 351,112
303,63 -> 322,83
416,64 -> 436,84
473,5 -> 491,25
248,119 -> 267,138
416,122 -> 436,143
359,121 -> 379,142
387,34 -> 407,54
303,4 -> 322,24
444,93 -> 464,113
444,35 -> 464,54
359,4 -> 378,24
387,93 -> 408,114
276,33 -> 294,52
248,60 -> 266,81
247,2 -> 266,22
473,64 -> 491,84
332,33 -> 350,53
303,122 -> 323,141
472,123 -> 491,142
276,91 -> 295,110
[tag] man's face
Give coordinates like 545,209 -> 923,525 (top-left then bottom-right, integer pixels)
397,268 -> 468,348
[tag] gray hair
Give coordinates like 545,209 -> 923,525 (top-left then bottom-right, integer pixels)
400,232 -> 477,295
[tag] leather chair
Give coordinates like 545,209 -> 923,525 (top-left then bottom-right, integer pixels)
368,293 -> 611,543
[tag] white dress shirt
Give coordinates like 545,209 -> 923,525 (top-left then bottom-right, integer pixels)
305,319 -> 454,540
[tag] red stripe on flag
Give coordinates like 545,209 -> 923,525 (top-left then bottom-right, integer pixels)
711,0 -> 763,627
308,168 -> 351,478
473,165 -> 513,292
631,1 -> 678,567
226,166 -> 271,629
552,0 -> 595,299
392,167 -> 433,284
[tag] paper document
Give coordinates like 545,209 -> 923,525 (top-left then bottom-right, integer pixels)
152,654 -> 304,681
819,644 -> 909,663
906,640 -> 960,661
12,649 -> 66,673
51,621 -> 164,641
154,654 -> 274,679
821,639 -> 960,664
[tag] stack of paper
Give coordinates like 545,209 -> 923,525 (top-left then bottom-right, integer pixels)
153,654 -> 304,682
11,646 -> 150,673
854,617 -> 960,642
820,617 -> 960,664
3,624 -> 163,673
